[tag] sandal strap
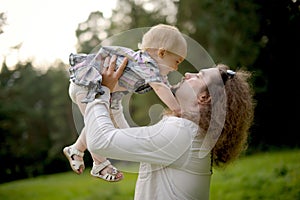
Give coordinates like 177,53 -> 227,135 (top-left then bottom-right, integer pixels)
102,173 -> 116,181
91,160 -> 111,174
68,145 -> 84,157
71,160 -> 84,170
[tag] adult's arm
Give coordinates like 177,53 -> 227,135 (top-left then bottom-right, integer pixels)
85,57 -> 198,165
110,102 -> 130,128
84,87 -> 198,165
85,55 -> 198,165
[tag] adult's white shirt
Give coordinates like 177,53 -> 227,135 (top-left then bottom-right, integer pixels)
85,87 -> 212,200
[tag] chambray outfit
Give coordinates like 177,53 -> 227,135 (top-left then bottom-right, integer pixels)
69,46 -> 170,106
85,86 -> 212,200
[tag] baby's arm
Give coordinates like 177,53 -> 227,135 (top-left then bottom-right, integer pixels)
149,82 -> 181,116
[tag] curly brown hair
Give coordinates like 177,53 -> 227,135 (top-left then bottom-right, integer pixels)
165,64 -> 255,168
209,64 -> 255,168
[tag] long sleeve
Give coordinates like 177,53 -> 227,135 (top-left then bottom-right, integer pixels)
84,87 -> 198,166
110,103 -> 130,129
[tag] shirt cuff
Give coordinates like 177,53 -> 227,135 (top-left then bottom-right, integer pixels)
95,86 -> 111,103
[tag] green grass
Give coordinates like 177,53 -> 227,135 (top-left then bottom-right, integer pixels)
0,163 -> 139,200
210,149 -> 300,200
0,149 -> 299,200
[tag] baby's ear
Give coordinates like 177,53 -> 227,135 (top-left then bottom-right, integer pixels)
158,48 -> 166,58
198,92 -> 211,105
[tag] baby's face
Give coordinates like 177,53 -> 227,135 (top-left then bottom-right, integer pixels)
157,51 -> 184,76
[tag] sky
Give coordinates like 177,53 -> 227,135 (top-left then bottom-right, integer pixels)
0,0 -> 117,70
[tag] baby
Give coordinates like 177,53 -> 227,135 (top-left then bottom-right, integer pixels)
64,24 -> 187,181
69,24 -> 187,114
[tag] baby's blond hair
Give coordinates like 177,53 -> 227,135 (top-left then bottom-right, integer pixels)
139,24 -> 187,58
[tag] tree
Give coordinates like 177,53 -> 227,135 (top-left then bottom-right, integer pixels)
0,61 -> 76,183
0,12 -> 7,34
177,0 -> 261,68
249,0 -> 300,148
73,0 -> 179,126
73,0 -> 262,126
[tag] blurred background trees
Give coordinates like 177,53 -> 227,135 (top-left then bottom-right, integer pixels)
0,0 -> 299,183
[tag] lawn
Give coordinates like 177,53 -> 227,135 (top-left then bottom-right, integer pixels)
0,149 -> 299,200
210,149 -> 300,200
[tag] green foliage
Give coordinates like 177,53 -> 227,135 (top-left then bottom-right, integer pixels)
0,150 -> 299,200
75,0 -> 176,54
0,12 -> 7,34
0,62 -> 77,183
0,63 -> 49,179
177,0 -> 261,68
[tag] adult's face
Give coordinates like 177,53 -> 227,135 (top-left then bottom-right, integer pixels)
174,72 -> 205,112
174,68 -> 219,112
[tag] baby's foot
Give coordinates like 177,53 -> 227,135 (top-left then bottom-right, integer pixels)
63,145 -> 85,174
90,160 -> 124,182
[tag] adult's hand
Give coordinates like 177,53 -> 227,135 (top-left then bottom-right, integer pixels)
101,55 -> 128,91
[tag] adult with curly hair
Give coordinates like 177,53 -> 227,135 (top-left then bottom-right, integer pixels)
84,56 -> 255,200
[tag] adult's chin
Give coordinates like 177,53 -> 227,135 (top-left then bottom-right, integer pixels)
175,81 -> 197,106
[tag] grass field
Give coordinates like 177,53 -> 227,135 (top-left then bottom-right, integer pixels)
0,149 -> 299,200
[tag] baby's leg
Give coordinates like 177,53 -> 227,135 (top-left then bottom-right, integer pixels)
79,125 -> 123,181
75,127 -> 107,165
73,90 -> 108,164
67,84 -> 123,181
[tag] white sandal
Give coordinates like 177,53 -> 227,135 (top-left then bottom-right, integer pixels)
90,160 -> 123,182
63,145 -> 85,174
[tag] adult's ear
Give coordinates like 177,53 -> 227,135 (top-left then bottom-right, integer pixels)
198,92 -> 211,105
158,48 -> 166,58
